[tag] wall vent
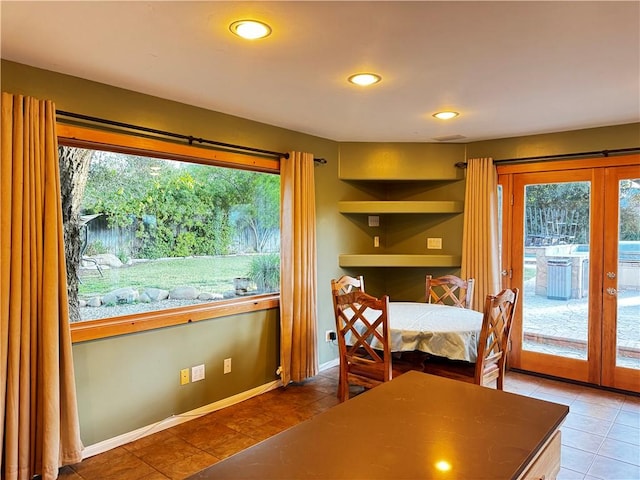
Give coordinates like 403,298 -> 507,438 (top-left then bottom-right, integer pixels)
432,134 -> 467,142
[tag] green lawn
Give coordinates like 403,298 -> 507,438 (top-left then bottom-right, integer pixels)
79,255 -> 255,296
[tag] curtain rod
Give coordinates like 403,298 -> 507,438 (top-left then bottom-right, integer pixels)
56,110 -> 328,165
454,147 -> 640,168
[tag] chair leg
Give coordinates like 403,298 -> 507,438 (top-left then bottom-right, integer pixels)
337,369 -> 348,402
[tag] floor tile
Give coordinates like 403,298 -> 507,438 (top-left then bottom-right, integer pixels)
621,395 -> 640,413
563,412 -> 613,437
153,451 -> 220,480
607,422 -> 640,446
534,382 -> 581,401
561,445 -> 595,474
58,466 -> 84,479
203,431 -> 259,459
557,467 -> 586,479
570,399 -> 621,421
597,437 -> 640,465
215,411 -> 274,435
139,472 -> 170,480
575,388 -> 627,408
529,389 -> 574,406
72,448 -> 158,480
587,455 -> 640,479
616,409 -> 640,428
130,434 -> 202,470
245,417 -> 296,442
561,426 -> 606,453
173,421 -> 240,451
123,429 -> 176,453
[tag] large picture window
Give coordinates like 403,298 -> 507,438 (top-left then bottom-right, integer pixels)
58,125 -> 281,341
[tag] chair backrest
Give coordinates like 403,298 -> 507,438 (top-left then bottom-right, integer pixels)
332,290 -> 392,396
475,288 -> 519,388
331,275 -> 365,295
425,275 -> 475,309
331,275 -> 365,312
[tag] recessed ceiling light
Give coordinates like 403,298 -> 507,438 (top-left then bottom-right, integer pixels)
433,111 -> 459,120
348,73 -> 382,86
229,20 -> 272,40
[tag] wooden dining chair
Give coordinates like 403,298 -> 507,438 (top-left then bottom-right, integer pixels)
423,288 -> 519,390
332,289 -> 395,402
425,274 -> 475,309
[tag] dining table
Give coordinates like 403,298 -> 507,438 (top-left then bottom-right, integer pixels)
350,301 -> 484,362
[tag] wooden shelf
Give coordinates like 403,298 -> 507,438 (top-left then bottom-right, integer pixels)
338,200 -> 463,215
339,173 -> 465,182
339,254 -> 461,268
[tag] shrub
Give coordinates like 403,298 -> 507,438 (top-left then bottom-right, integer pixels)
248,254 -> 280,292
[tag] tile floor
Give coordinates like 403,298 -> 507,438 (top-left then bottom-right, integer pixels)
59,367 -> 639,480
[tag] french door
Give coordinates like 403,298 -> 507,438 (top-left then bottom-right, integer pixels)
499,155 -> 640,393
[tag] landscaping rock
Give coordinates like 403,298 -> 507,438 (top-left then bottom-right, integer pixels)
198,292 -> 223,301
86,296 -> 102,307
138,293 -> 151,303
102,287 -> 139,305
169,286 -> 200,300
143,287 -> 170,302
93,253 -> 123,268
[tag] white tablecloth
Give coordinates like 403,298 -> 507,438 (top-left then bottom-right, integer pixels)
388,302 -> 483,362
346,302 -> 483,362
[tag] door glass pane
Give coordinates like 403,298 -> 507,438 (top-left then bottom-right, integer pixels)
522,182 -> 590,359
616,178 -> 640,369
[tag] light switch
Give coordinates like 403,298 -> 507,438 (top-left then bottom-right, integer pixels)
427,237 -> 443,249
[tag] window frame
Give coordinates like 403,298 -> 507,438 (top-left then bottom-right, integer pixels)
57,124 -> 281,343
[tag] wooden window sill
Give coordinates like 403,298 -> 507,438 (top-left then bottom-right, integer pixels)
71,294 -> 280,343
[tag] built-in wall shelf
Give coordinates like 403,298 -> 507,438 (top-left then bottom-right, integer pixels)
339,254 -> 461,268
337,144 -> 466,278
338,201 -> 463,215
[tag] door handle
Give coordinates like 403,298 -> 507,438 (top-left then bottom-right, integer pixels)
606,287 -> 617,296
607,271 -> 616,279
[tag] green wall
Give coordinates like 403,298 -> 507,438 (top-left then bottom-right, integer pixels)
467,123 -> 639,160
2,59 -> 638,446
73,309 -> 279,445
1,60 -> 343,446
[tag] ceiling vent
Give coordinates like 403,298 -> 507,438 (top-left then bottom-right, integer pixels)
432,134 -> 467,142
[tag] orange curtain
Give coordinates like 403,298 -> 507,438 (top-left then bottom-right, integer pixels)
279,151 -> 318,384
461,157 -> 501,312
1,93 -> 83,479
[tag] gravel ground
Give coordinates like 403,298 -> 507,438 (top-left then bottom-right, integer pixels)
78,297 -> 232,322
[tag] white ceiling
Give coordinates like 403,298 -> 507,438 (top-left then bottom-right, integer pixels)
1,1 -> 639,143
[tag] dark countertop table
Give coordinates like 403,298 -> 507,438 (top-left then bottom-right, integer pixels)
188,370 -> 568,479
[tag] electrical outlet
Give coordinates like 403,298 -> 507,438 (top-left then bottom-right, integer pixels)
223,357 -> 232,374
180,368 -> 189,385
325,330 -> 336,342
192,364 -> 205,382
